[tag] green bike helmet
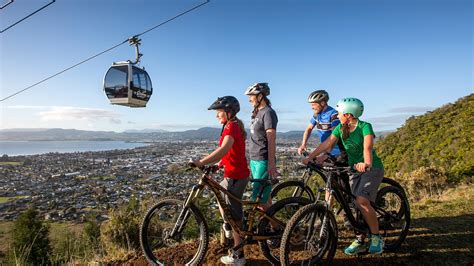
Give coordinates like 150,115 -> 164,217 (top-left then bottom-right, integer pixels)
335,98 -> 364,118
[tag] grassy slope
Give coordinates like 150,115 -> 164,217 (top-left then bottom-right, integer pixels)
115,185 -> 474,266
329,185 -> 474,266
205,185 -> 474,265
0,222 -> 84,262
1,186 -> 472,265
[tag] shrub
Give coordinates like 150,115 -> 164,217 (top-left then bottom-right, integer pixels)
398,166 -> 448,202
100,197 -> 142,259
11,208 -> 51,265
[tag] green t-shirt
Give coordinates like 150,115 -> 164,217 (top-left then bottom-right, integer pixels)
331,120 -> 383,169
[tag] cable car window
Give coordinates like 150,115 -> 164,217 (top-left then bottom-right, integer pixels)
131,67 -> 152,101
104,65 -> 129,99
144,73 -> 152,100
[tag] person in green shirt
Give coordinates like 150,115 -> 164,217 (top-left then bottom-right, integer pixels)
303,97 -> 385,255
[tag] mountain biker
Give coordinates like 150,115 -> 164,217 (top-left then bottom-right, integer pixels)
303,97 -> 385,255
298,90 -> 344,162
191,96 -> 249,265
245,83 -> 278,211
299,90 -> 352,229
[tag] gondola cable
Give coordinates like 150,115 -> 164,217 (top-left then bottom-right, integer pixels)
0,0 -> 210,103
0,0 -> 56,33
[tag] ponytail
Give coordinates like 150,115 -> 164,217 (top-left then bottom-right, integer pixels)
230,116 -> 247,139
341,123 -> 349,140
251,95 -> 272,119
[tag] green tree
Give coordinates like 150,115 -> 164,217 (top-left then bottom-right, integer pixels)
11,208 -> 51,265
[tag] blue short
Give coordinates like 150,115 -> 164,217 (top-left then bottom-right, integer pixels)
250,160 -> 272,203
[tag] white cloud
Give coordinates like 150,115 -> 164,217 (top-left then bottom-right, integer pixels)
388,106 -> 434,113
147,123 -> 208,131
39,107 -> 122,124
3,105 -> 55,110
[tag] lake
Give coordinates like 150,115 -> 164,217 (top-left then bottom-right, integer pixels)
0,141 -> 150,156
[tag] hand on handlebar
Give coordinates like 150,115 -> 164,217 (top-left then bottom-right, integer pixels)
188,160 -> 220,173
302,154 -> 328,166
300,151 -> 310,157
297,145 -> 306,155
302,157 -> 312,165
315,154 -> 329,164
188,159 -> 203,168
354,162 -> 371,172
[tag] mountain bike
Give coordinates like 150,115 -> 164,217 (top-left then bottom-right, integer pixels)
280,163 -> 411,265
139,165 -> 312,265
271,153 -> 404,202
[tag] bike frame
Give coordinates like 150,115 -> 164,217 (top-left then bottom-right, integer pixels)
316,165 -> 403,234
170,167 -> 287,241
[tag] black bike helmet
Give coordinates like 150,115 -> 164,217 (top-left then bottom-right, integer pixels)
308,90 -> 329,103
208,96 -> 240,116
244,82 -> 270,96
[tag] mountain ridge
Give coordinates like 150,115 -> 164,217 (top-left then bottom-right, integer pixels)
0,127 -> 394,142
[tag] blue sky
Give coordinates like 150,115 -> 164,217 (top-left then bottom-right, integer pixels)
1,0 -> 472,132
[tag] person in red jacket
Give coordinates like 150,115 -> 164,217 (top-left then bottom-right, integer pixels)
192,96 -> 249,265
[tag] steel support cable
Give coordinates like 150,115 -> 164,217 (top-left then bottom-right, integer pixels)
1,0 -> 56,33
0,41 -> 128,102
0,0 -> 210,102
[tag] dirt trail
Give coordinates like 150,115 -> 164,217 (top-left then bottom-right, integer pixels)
120,186 -> 474,265
122,215 -> 474,266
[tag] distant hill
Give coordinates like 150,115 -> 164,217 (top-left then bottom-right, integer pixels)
0,127 -> 393,142
0,128 -> 120,141
375,93 -> 474,182
123,129 -> 168,133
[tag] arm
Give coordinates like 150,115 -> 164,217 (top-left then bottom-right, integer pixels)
298,123 -> 315,154
194,135 -> 234,166
266,128 -> 278,177
304,134 -> 338,164
354,134 -> 374,172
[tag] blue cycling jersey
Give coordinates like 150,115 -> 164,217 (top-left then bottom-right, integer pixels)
310,106 -> 341,156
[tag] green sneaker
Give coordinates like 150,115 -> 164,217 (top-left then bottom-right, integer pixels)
368,234 -> 384,254
344,239 -> 367,255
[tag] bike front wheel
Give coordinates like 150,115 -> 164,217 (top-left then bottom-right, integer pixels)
257,197 -> 313,265
140,197 -> 209,265
280,202 -> 338,266
376,185 -> 411,251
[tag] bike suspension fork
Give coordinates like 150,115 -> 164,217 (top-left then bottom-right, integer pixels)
319,190 -> 334,239
170,184 -> 203,237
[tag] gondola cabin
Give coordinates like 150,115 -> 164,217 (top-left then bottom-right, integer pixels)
103,61 -> 152,108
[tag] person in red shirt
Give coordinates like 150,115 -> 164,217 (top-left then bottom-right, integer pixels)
192,96 -> 249,265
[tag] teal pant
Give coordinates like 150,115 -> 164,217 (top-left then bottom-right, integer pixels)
250,160 -> 272,203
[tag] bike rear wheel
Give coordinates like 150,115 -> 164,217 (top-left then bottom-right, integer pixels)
140,197 -> 209,265
375,185 -> 410,251
280,203 -> 338,266
257,197 -> 313,265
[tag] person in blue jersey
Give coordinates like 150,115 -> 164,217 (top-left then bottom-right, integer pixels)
298,90 -> 352,230
298,90 -> 346,164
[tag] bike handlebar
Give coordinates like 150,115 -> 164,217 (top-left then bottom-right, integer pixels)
300,160 -> 359,174
187,162 -> 220,174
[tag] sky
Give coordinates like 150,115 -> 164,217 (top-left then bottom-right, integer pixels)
0,0 -> 472,132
